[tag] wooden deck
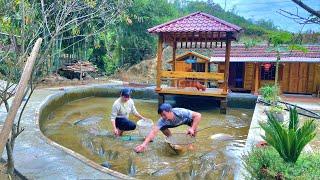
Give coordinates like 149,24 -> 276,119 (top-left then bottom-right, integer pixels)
157,87 -> 227,98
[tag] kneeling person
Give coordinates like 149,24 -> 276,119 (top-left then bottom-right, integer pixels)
110,88 -> 147,136
134,103 -> 201,153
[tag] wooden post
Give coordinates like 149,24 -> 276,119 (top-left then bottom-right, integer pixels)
254,62 -> 260,95
223,33 -> 232,94
158,94 -> 165,107
205,61 -> 208,87
172,39 -> 176,71
220,99 -> 227,114
172,37 -> 177,87
0,38 -> 42,156
156,35 -> 163,91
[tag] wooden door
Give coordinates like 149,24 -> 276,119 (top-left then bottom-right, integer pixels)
298,63 -> 308,93
288,63 -> 299,92
287,63 -> 309,93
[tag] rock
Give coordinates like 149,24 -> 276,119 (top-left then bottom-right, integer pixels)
101,161 -> 112,168
73,116 -> 103,126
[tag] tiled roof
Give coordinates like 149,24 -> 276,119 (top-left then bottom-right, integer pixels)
211,45 -> 320,58
148,12 -> 242,33
176,45 -> 320,62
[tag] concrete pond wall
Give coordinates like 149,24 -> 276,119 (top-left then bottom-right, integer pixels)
38,85 -> 257,178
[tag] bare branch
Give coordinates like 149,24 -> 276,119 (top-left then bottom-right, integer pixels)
292,0 -> 320,18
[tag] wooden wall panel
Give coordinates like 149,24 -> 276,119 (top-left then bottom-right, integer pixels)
307,63 -> 315,93
298,63 -> 308,93
244,63 -> 254,90
315,63 -> 320,93
288,63 -> 299,93
281,63 -> 290,92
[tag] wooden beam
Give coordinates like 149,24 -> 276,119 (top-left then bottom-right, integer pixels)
254,62 -> 260,95
161,71 -> 224,81
158,88 -> 227,98
156,34 -> 163,91
223,33 -> 232,93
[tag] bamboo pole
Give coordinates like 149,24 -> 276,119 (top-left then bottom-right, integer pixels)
0,38 -> 42,156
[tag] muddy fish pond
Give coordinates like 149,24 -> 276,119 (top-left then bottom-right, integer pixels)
40,96 -> 253,179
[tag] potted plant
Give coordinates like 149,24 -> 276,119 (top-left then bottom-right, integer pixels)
259,84 -> 280,104
268,105 -> 284,123
260,84 -> 284,122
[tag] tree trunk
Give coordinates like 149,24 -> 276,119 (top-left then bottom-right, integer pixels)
0,38 -> 42,157
5,141 -> 14,175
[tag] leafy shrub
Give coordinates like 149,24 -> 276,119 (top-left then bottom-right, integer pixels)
259,84 -> 280,104
260,107 -> 316,163
243,147 -> 320,179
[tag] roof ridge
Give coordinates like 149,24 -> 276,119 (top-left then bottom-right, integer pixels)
148,11 -> 201,33
198,12 -> 242,31
148,11 -> 242,33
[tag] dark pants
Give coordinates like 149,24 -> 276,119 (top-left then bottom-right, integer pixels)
115,117 -> 136,131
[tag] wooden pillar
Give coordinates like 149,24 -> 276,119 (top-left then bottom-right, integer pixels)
172,38 -> 176,71
205,61 -> 208,87
220,98 -> 227,114
172,38 -> 177,87
254,62 -> 260,95
158,94 -> 165,107
156,34 -> 163,91
223,33 -> 232,94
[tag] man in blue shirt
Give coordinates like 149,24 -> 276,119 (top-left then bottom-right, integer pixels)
134,103 -> 202,153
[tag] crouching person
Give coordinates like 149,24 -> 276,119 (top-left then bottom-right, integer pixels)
134,103 -> 201,153
110,88 -> 147,136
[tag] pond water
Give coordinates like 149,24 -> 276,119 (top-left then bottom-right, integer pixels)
41,97 -> 253,179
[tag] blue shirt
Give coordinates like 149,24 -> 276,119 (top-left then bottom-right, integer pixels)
157,108 -> 194,130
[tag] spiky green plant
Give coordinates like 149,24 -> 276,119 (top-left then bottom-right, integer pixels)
260,107 -> 316,163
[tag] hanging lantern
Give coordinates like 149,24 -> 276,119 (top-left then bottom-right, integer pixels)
263,63 -> 272,71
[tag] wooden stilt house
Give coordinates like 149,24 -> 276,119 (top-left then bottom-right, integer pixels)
148,12 -> 243,109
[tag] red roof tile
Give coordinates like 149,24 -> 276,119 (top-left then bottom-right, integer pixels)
211,45 -> 320,58
148,12 -> 242,33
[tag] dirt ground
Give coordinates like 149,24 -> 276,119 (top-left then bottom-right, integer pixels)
0,161 -> 23,180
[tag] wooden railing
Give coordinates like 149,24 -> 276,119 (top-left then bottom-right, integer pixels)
160,71 -> 224,80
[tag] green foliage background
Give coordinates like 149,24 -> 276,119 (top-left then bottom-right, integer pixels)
86,0 -> 281,74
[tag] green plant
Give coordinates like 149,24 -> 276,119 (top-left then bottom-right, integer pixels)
259,84 -> 280,104
243,147 -> 320,179
260,107 -> 316,163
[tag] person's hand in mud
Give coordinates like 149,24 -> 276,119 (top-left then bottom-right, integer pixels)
114,128 -> 122,137
134,144 -> 147,153
187,127 -> 196,137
